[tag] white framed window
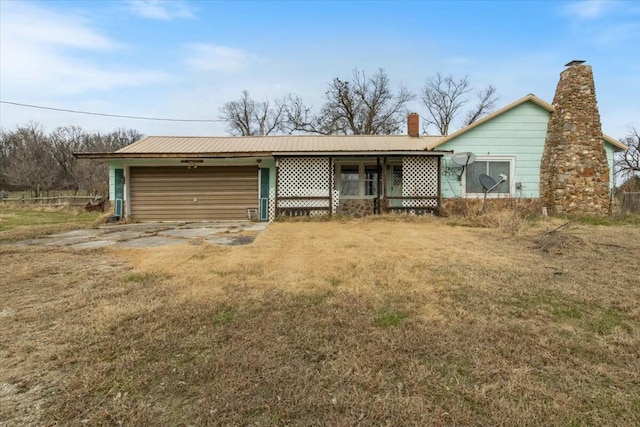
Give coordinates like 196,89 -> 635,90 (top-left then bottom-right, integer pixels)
337,163 -> 379,198
340,165 -> 360,196
462,156 -> 515,197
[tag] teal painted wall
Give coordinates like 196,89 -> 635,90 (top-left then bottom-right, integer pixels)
437,101 -> 621,198
108,162 -> 124,203
438,101 -> 550,198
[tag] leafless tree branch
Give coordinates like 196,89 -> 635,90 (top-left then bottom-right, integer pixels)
463,85 -> 498,126
219,91 -> 288,136
616,127 -> 640,180
287,68 -> 414,135
421,74 -> 498,135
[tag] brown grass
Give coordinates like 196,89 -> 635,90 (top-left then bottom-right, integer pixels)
1,218 -> 639,425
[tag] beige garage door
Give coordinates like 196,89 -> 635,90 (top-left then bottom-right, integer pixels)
129,166 -> 258,221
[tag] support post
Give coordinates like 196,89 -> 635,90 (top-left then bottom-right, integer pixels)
274,157 -> 280,217
328,157 -> 333,216
376,156 -> 381,214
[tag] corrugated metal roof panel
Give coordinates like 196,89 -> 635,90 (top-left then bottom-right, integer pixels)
116,135 -> 444,154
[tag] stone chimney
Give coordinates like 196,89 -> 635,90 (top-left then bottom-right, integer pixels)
407,113 -> 420,137
540,61 -> 610,215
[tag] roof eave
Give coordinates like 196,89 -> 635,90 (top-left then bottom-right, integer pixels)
272,150 -> 451,157
73,152 -> 273,159
603,135 -> 629,151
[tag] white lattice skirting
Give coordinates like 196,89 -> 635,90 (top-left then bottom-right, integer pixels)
402,156 -> 439,208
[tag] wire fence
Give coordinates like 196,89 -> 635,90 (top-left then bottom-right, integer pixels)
1,195 -> 104,208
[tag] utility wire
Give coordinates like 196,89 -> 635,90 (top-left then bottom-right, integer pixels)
0,100 -> 225,122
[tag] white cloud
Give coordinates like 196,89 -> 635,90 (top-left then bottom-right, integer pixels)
184,44 -> 254,72
563,0 -> 616,20
1,1 -> 117,50
0,2 -> 168,98
124,0 -> 195,20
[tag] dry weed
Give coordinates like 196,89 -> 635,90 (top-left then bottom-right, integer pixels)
1,220 -> 639,426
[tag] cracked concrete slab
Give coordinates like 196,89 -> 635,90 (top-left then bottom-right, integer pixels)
11,221 -> 268,249
116,236 -> 190,248
157,228 -> 223,239
69,240 -> 117,250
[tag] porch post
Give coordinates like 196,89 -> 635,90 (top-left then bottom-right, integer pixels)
437,156 -> 442,213
275,157 -> 280,217
328,157 -> 333,216
382,156 -> 387,213
376,156 -> 381,214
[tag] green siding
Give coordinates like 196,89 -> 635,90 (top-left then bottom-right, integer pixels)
439,101 -> 550,198
439,101 -> 621,198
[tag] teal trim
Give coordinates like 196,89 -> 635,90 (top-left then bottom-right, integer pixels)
260,168 -> 270,221
114,169 -> 124,217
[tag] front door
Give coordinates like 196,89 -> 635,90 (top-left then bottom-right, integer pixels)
259,168 -> 269,221
388,164 -> 403,207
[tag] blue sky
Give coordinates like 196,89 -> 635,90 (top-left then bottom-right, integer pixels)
1,0 -> 639,139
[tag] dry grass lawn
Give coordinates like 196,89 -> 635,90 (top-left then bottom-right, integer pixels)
1,216 -> 639,425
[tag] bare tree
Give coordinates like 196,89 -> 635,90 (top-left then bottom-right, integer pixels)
1,123 -> 57,197
51,126 -> 89,193
421,73 -> 498,135
463,85 -> 498,126
617,127 -> 640,179
287,68 -> 414,135
1,124 -> 142,197
219,90 -> 288,136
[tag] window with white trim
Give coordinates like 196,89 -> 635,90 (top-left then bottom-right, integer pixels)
464,157 -> 513,195
337,163 -> 379,197
340,165 -> 359,195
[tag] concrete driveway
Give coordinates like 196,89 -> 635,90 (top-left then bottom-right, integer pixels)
14,222 -> 268,249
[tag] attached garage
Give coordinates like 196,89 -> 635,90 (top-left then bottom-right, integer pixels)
129,166 -> 258,221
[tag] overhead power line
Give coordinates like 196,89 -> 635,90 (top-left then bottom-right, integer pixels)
0,100 -> 225,123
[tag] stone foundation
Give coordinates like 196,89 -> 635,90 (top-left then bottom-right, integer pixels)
540,63 -> 610,215
338,199 -> 374,217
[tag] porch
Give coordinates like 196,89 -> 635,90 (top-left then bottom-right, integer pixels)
273,153 -> 443,218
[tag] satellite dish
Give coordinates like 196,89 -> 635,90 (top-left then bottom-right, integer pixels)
479,173 -> 508,213
451,152 -> 476,166
451,152 -> 476,181
479,174 -> 497,191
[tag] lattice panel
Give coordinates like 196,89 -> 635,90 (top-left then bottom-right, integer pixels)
268,188 -> 276,221
278,199 -> 329,208
402,156 -> 439,207
277,157 -> 330,197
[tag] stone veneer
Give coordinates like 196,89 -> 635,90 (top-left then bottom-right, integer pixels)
338,199 -> 374,217
540,63 -> 610,215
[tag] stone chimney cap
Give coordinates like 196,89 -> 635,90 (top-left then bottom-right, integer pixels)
564,60 -> 586,67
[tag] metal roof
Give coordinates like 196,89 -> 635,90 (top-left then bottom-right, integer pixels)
115,134 -> 444,154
